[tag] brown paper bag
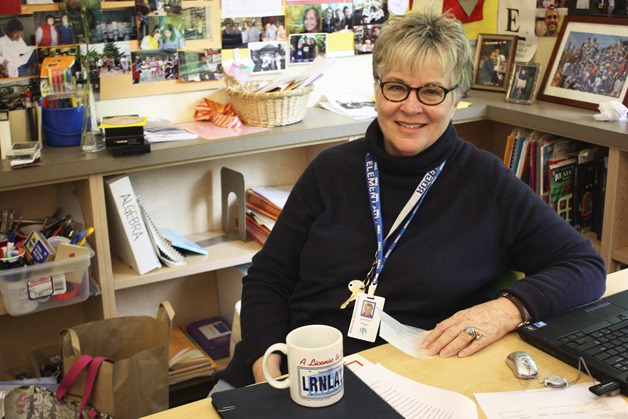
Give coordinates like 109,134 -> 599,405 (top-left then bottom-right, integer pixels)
59,301 -> 175,419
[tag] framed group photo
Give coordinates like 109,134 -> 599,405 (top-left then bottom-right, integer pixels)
538,16 -> 628,111
506,62 -> 541,105
472,34 -> 518,92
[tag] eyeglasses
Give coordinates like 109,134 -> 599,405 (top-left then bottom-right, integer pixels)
378,80 -> 458,106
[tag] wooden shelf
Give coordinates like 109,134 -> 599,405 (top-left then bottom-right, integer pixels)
1,92 -> 626,379
112,231 -> 260,290
611,247 -> 628,267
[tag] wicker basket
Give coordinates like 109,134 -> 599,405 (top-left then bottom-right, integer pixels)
225,78 -> 313,127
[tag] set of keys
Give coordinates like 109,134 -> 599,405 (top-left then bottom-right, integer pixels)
340,255 -> 377,309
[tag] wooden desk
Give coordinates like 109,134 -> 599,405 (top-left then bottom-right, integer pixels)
144,270 -> 628,419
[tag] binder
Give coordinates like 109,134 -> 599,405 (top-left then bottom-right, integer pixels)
105,175 -> 161,275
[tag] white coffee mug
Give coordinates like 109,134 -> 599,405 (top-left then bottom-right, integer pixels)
262,324 -> 344,407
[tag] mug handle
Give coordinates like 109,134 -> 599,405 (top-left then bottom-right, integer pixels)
262,343 -> 289,389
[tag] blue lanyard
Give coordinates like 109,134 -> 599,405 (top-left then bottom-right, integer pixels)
365,153 -> 446,297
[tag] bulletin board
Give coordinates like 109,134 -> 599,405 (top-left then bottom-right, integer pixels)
15,0 -> 223,101
4,0 -> 500,104
99,1 -> 223,100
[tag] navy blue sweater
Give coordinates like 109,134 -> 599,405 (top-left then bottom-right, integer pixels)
220,120 -> 606,387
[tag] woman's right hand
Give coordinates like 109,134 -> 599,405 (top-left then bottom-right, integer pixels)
252,353 -> 282,383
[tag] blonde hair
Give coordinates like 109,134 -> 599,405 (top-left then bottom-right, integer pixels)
372,9 -> 473,100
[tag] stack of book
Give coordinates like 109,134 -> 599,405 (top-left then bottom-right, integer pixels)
503,128 -> 607,237
245,185 -> 292,246
168,326 -> 218,386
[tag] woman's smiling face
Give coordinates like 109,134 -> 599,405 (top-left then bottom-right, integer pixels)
303,10 -> 318,32
375,63 -> 459,157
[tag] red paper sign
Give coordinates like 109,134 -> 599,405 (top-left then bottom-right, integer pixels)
443,0 -> 485,23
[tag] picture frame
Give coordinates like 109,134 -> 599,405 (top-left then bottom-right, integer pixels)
505,62 -> 541,105
538,16 -> 628,111
567,0 -> 628,18
471,34 -> 518,92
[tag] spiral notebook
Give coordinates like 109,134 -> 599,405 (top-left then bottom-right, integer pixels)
137,198 -> 186,267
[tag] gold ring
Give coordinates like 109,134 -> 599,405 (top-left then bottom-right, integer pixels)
465,326 -> 482,341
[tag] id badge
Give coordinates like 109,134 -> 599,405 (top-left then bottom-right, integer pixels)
347,292 -> 385,342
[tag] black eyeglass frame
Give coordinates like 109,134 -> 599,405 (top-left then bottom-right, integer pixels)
377,80 -> 459,106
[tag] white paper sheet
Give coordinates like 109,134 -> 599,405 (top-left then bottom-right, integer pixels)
475,384 -> 628,418
378,309 -> 434,359
221,0 -> 282,19
353,363 -> 479,419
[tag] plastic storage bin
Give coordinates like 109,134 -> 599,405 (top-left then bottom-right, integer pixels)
0,254 -> 90,316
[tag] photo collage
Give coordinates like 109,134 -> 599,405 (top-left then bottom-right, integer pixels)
0,0 -> 389,107
221,0 -> 388,73
0,0 -> 215,109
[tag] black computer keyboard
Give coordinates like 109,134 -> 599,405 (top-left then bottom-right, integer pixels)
559,318 -> 628,372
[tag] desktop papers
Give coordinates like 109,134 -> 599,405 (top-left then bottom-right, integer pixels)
378,309 -> 433,359
474,383 -> 628,418
143,119 -> 199,143
353,363 -> 478,419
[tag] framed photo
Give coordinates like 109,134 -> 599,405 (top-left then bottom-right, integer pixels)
538,16 -> 628,111
567,0 -> 627,18
472,34 -> 518,92
506,62 -> 541,105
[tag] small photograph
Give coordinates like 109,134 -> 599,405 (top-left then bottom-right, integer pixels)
261,16 -> 286,41
286,5 -> 322,35
131,50 -> 178,83
354,24 -> 380,54
139,15 -> 185,50
472,34 -> 518,92
80,42 -> 132,78
360,300 -> 375,318
135,0 -> 182,16
89,8 -> 137,44
221,17 -> 264,49
181,7 -> 211,40
535,5 -> 563,37
249,41 -> 287,73
0,78 -> 40,110
506,62 -> 541,104
177,48 -> 222,82
320,3 -> 355,32
352,0 -> 387,26
33,11 -> 86,47
0,16 -> 38,79
289,33 -> 326,64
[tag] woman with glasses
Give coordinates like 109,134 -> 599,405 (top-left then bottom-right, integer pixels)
216,9 -> 605,389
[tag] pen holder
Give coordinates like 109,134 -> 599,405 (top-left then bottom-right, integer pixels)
42,105 -> 86,147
